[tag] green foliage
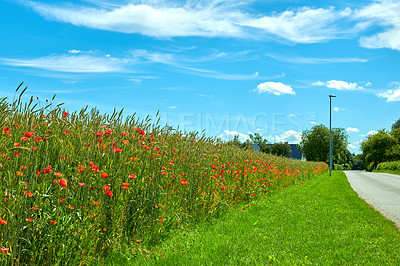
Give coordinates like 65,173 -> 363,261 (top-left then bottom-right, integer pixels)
392,118 -> 400,131
376,161 -> 400,171
249,133 -> 270,154
361,130 -> 397,171
270,142 -> 291,157
334,164 -> 343,170
299,124 -> 349,163
0,86 -> 328,265
352,154 -> 365,170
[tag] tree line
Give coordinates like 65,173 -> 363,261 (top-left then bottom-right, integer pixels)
360,118 -> 400,171
231,133 -> 292,157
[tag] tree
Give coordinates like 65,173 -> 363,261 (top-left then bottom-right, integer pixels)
270,142 -> 291,157
249,133 -> 270,154
298,124 -> 349,163
392,118 -> 400,131
352,154 -> 365,170
232,134 -> 242,147
361,130 -> 396,171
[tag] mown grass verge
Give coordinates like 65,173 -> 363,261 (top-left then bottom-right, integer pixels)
126,171 -> 400,265
373,170 -> 400,176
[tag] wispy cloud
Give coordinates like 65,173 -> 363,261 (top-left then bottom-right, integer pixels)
312,80 -> 364,91
26,1 -> 353,43
0,53 -> 127,73
242,7 -> 353,43
131,49 -> 271,80
356,0 -> 400,51
254,82 -> 295,96
266,54 -> 368,64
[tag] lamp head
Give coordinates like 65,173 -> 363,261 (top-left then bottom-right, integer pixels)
329,94 -> 336,98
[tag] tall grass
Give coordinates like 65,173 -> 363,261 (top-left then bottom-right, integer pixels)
0,84 -> 327,264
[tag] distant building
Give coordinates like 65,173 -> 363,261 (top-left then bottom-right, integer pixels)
286,144 -> 305,161
249,143 -> 260,152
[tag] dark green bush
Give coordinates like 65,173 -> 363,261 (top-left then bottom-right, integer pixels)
376,161 -> 400,171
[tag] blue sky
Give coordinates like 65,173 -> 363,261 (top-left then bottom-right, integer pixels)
1,0 -> 400,154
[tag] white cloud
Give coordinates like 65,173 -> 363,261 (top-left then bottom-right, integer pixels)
256,128 -> 264,131
346,127 -> 359,132
169,106 -> 177,109
272,130 -> 302,144
356,0 -> 400,51
68,49 -> 81,54
26,1 -> 352,43
312,80 -> 363,91
254,82 -> 295,96
333,107 -> 346,112
0,54 -> 127,73
220,130 -> 249,142
309,121 -> 317,125
377,89 -> 400,102
347,143 -> 357,149
367,130 -> 378,136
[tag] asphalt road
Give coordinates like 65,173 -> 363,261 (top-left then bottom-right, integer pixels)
345,170 -> 400,228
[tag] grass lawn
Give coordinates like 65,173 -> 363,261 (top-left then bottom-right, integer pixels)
121,171 -> 400,265
373,169 -> 400,176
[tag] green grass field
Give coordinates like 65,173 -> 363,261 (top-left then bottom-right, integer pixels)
373,169 -> 400,176
128,171 -> 400,265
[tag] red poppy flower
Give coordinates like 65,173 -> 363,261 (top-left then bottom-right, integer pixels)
128,174 -> 137,179
105,130 -> 112,135
94,201 -> 99,206
24,131 -> 34,138
1,247 -> 9,253
212,164 -> 217,169
180,180 -> 189,185
26,218 -> 33,222
113,148 -> 122,153
122,186 -> 129,190
24,190 -> 33,197
20,137 -> 28,142
101,172 -> 109,178
158,218 -> 163,223
62,111 -> 69,117
106,190 -> 113,197
79,183 -> 85,187
49,220 -> 57,225
0,219 -> 7,225
102,185 -> 110,191
94,131 -> 102,137
59,178 -> 67,188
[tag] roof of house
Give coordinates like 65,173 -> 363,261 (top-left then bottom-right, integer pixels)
287,144 -> 302,160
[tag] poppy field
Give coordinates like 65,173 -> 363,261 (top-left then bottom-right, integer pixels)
0,86 -> 327,265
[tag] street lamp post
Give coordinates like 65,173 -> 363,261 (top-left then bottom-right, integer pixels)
329,94 -> 336,176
